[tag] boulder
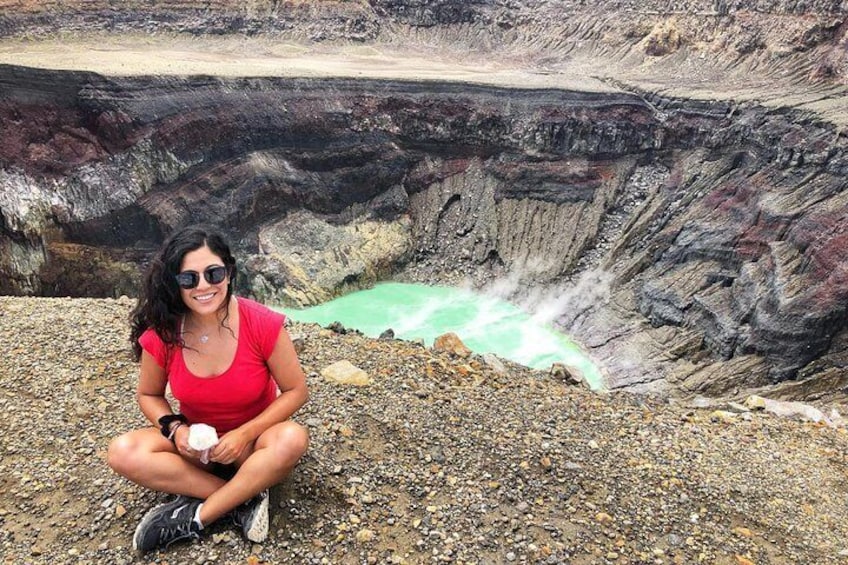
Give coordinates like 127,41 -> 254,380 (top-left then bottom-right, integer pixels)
481,353 -> 507,374
550,362 -> 587,388
433,332 -> 472,358
321,360 -> 371,386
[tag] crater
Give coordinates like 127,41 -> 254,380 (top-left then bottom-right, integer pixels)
2,2 -> 848,401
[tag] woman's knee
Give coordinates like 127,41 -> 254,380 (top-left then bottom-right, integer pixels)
271,422 -> 309,461
107,431 -> 151,476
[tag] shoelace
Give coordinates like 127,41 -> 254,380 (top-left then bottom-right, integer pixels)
161,522 -> 199,548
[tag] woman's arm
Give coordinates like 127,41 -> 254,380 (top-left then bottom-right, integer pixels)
137,350 -> 196,457
210,328 -> 309,463
136,351 -> 174,424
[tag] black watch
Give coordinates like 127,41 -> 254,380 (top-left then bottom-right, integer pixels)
158,414 -> 188,439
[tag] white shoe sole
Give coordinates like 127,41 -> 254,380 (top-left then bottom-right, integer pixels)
244,493 -> 269,543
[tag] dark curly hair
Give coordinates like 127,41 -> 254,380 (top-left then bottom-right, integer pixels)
129,225 -> 237,361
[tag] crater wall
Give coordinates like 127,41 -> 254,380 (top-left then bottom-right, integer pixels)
2,64 -> 847,399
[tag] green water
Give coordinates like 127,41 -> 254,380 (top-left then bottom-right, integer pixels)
284,282 -> 603,389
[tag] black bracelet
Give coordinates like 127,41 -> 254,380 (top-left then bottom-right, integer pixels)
158,414 -> 188,439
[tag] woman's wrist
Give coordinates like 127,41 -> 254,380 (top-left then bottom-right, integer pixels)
235,421 -> 260,443
158,413 -> 188,439
166,421 -> 184,442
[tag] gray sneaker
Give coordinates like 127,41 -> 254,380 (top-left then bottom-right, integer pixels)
231,489 -> 269,543
133,496 -> 203,553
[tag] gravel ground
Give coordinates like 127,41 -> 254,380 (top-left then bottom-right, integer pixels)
2,295 -> 848,565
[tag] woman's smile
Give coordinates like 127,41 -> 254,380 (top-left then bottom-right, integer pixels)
179,245 -> 230,317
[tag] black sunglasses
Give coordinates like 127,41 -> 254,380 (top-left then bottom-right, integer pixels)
175,265 -> 230,289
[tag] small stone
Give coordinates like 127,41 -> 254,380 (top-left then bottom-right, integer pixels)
290,335 -> 306,353
666,534 -> 682,546
710,410 -> 738,424
326,321 -> 348,334
744,395 -> 767,411
356,529 -> 376,543
725,402 -> 750,413
733,527 -> 754,538
595,512 -> 614,525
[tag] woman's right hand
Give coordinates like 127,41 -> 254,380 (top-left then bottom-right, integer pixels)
173,425 -> 196,459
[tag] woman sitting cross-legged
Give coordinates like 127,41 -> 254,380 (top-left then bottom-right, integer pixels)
107,224 -> 309,553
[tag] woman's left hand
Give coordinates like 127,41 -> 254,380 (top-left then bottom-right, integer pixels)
209,428 -> 251,465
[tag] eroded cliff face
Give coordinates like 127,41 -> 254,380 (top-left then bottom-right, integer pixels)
2,64 -> 847,399
2,1 -> 848,400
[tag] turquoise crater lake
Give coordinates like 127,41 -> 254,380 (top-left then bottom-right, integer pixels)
283,282 -> 603,389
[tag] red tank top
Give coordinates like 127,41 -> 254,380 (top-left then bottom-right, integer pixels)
139,297 -> 286,434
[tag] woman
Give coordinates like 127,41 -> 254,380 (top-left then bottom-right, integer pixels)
107,225 -> 309,553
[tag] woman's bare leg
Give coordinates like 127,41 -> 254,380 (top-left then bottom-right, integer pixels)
107,428 -> 226,499
108,421 -> 308,525
197,421 -> 309,524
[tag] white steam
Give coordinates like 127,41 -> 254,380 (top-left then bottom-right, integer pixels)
480,266 -> 614,330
